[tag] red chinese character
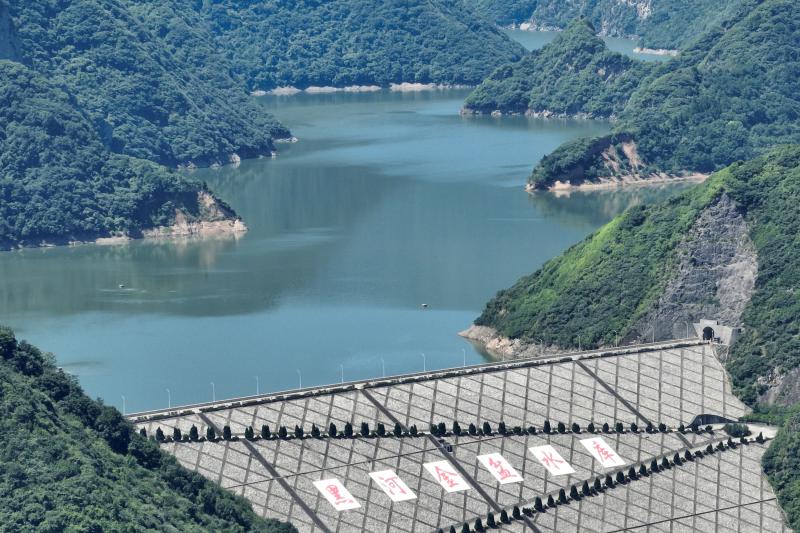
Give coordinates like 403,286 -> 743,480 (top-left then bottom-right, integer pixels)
326,484 -> 353,504
435,465 -> 461,488
540,451 -> 565,470
488,457 -> 513,480
379,475 -> 406,495
592,441 -> 615,461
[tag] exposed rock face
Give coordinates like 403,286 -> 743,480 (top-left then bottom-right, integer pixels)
141,190 -> 247,240
459,325 -> 569,360
628,193 -> 758,342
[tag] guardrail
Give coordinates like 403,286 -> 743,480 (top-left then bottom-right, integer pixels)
128,338 -> 707,423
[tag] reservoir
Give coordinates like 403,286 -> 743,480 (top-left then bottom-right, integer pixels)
0,39 -> 680,412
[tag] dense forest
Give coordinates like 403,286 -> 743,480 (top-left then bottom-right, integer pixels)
463,20 -> 654,117
0,325 -> 295,531
524,0 -> 800,189
473,0 -> 745,50
170,0 -> 525,91
474,145 -> 800,529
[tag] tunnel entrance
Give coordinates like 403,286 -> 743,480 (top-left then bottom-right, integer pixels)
702,326 -> 715,341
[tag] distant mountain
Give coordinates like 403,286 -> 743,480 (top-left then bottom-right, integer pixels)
474,0 -> 744,50
157,0 -> 525,91
527,0 -> 800,189
463,19 -> 654,117
0,325 -> 296,531
466,145 -> 800,530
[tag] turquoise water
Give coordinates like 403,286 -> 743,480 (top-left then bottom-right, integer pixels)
0,45 -> 683,413
504,28 -> 672,61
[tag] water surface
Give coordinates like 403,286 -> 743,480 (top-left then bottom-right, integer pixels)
0,89 -> 684,413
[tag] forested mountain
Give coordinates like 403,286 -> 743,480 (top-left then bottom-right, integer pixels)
151,0 -> 524,91
474,0 -> 744,50
470,145 -> 800,529
463,20 -> 654,117
526,0 -> 800,189
0,326 -> 296,531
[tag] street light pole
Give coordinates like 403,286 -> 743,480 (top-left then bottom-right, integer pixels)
121,395 -> 126,416
296,369 -> 302,389
381,357 -> 386,378
166,388 -> 171,409
340,364 -> 344,384
421,352 -> 426,372
462,348 -> 466,368
210,382 -> 215,402
255,375 -> 259,395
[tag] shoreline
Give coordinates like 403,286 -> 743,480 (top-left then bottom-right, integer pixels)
1,219 -> 247,253
529,172 -> 710,194
253,82 -> 473,96
508,24 -> 679,58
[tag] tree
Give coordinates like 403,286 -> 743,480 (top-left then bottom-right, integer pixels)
469,423 -> 477,435
410,425 -> 418,437
311,424 -> 321,438
678,424 -> 686,433
377,423 -> 386,437
156,427 -> 165,442
462,523 -> 471,533
482,422 -> 492,435
500,509 -> 510,523
206,427 -> 216,441
571,422 -> 580,433
294,425 -> 304,439
570,485 -> 579,499
630,422 -> 638,433
438,422 -> 447,436
587,422 -> 595,433
673,452 -> 682,465
756,432 -> 765,444
602,422 -> 610,433
328,423 -> 337,438
361,422 -> 370,437
173,427 -> 182,441
223,425 -> 232,440
244,426 -> 254,440
615,422 -> 624,433
139,428 -> 147,437
557,422 -> 566,433
582,480 -> 591,496
534,496 -> 544,512
394,422 -> 403,437
546,495 -> 556,507
190,425 -> 199,441
474,517 -> 484,532
278,426 -> 288,439
661,457 -> 670,469
452,421 -> 461,436
604,474 -> 614,488
498,421 -> 507,435
616,471 -> 625,484
543,420 -> 552,434
486,512 -> 496,527
638,464 -> 648,477
344,423 -> 354,438
593,477 -> 602,492
261,424 -> 271,439
512,506 -> 521,519
658,423 -> 667,432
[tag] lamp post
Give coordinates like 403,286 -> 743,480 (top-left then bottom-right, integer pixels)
340,364 -> 344,384
121,395 -> 126,416
421,352 -> 426,372
462,348 -> 466,368
685,321 -> 691,339
537,339 -> 544,356
210,382 -> 215,403
166,388 -> 171,409
381,357 -> 386,378
296,369 -> 302,389
255,375 -> 259,395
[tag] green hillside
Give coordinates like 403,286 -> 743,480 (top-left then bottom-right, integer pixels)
464,20 -> 653,117
169,0 -> 524,91
527,0 -> 800,189
0,60 -> 237,249
473,145 -> 800,529
0,325 -> 295,532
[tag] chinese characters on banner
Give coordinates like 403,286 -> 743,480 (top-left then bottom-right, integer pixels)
580,437 -> 626,468
368,470 -> 417,502
313,479 -> 361,511
423,461 -> 471,492
476,453 -> 524,484
529,445 -> 576,476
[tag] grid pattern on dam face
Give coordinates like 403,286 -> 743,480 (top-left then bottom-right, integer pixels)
133,343 -> 788,532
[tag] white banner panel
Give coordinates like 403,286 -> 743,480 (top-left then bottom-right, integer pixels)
423,460 -> 471,492
529,445 -> 576,476
369,470 -> 417,502
477,453 -> 524,484
580,437 -> 626,468
313,479 -> 361,511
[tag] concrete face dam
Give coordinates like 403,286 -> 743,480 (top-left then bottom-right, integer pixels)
130,341 -> 789,532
